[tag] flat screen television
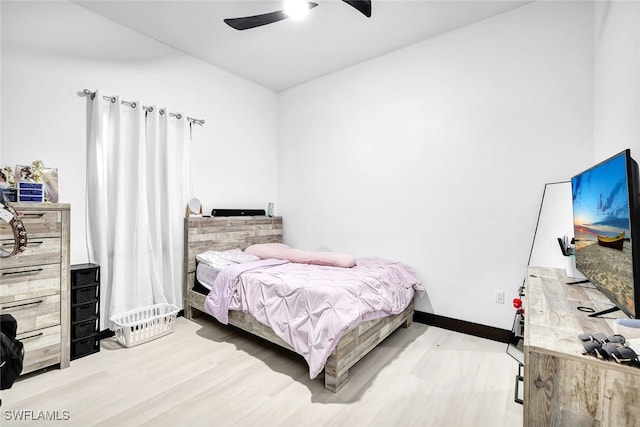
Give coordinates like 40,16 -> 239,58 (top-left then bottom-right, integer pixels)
571,149 -> 640,319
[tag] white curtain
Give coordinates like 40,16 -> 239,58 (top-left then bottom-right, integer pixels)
86,90 -> 189,327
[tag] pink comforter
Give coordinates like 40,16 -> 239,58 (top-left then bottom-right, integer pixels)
203,258 -> 424,378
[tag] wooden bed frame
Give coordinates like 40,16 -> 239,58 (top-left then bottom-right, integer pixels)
182,216 -> 415,392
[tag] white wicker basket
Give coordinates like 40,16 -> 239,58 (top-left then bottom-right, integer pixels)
110,303 -> 180,348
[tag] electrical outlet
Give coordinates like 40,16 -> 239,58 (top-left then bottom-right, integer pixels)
495,290 -> 505,304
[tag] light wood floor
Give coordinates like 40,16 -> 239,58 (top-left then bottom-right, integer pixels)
1,316 -> 523,426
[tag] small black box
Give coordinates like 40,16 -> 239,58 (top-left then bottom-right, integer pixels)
72,301 -> 97,322
71,335 -> 99,359
72,318 -> 98,338
211,208 -> 266,217
71,267 -> 99,287
72,284 -> 99,305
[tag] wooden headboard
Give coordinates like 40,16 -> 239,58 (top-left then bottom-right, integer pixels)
182,216 -> 283,311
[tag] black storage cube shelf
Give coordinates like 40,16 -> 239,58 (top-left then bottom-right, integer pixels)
73,318 -> 99,338
72,335 -> 100,357
72,283 -> 99,305
73,268 -> 99,286
70,263 -> 100,360
72,301 -> 98,322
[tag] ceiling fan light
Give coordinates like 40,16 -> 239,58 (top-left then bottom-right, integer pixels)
283,0 -> 311,20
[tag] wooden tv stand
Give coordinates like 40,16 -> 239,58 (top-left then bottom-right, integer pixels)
523,267 -> 640,427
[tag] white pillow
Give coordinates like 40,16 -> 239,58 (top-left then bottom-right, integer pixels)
196,248 -> 259,268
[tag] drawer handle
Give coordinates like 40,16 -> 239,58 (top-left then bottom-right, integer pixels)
1,299 -> 44,310
20,213 -> 45,219
2,268 -> 44,277
2,240 -> 43,247
20,332 -> 44,340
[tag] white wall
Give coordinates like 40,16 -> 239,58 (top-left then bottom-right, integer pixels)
1,1 -> 279,266
593,1 -> 640,162
2,1 -> 602,332
277,1 -> 594,330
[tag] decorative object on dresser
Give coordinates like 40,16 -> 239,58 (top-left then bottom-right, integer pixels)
1,165 -> 17,202
0,165 -> 15,188
70,264 -> 100,360
0,190 -> 27,257
523,267 -> 640,427
1,188 -> 17,203
17,182 -> 44,203
0,203 -> 70,374
185,198 -> 203,218
183,216 -> 422,392
14,161 -> 57,203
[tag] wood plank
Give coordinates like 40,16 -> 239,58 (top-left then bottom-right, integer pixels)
1,294 -> 61,334
524,267 -> 640,427
59,207 -> 71,369
0,208 -> 61,239
0,263 -> 61,303
0,237 -> 62,269
17,324 -> 62,374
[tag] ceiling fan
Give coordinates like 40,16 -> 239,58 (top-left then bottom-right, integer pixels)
224,0 -> 372,31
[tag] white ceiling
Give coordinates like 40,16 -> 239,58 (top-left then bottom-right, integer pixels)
74,0 -> 531,93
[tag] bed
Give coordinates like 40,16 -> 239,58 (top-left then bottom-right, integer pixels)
182,216 -> 422,392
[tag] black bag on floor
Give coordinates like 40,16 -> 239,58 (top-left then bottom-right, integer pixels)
1,314 -> 24,390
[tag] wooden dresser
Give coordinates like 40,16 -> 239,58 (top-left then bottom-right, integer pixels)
523,266 -> 640,427
0,203 -> 70,374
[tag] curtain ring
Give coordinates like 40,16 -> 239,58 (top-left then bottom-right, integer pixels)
147,106 -> 154,113
176,114 -> 182,120
131,102 -> 137,109
110,97 -> 116,103
159,109 -> 165,116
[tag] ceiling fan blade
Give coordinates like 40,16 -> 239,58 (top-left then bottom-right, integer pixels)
224,10 -> 287,31
342,0 -> 371,18
224,2 -> 319,31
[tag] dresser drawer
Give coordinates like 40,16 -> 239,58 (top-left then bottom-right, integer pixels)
0,209 -> 61,240
0,294 -> 60,334
18,325 -> 61,374
0,237 -> 61,269
0,263 -> 61,304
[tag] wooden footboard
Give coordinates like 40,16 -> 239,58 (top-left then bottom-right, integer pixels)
324,299 -> 413,392
182,216 -> 415,392
186,288 -> 413,392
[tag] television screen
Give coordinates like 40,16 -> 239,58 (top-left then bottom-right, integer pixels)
571,149 -> 640,319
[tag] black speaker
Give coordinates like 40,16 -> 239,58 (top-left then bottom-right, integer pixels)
211,209 -> 266,217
